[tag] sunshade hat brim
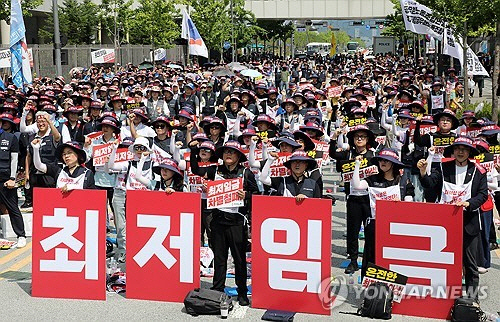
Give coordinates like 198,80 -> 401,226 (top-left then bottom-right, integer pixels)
293,130 -> 316,152
56,142 -> 87,164
271,137 -> 301,150
433,110 -> 459,130
283,155 -> 317,171
443,141 -> 479,158
153,164 -> 183,178
215,145 -> 247,162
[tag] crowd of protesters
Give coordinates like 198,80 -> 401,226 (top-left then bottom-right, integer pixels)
0,51 -> 498,304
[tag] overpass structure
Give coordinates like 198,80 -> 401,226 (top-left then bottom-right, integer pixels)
244,0 -> 395,19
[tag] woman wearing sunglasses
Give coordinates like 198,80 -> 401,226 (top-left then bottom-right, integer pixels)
150,115 -> 173,154
107,136 -> 154,263
202,117 -> 227,149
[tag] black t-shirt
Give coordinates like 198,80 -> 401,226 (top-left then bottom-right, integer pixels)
0,131 -> 19,181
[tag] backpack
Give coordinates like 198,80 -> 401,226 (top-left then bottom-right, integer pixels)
451,296 -> 482,322
358,282 -> 393,319
183,288 -> 233,316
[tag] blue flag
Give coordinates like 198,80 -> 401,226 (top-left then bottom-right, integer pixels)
10,0 -> 32,91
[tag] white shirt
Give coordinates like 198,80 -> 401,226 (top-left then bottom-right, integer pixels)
456,165 -> 467,185
120,122 -> 156,138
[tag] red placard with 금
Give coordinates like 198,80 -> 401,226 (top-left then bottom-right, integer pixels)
376,201 -> 463,320
252,195 -> 332,315
126,190 -> 201,302
32,188 -> 107,300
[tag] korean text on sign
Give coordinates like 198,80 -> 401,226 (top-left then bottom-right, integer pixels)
126,191 -> 201,302
251,195 -> 332,315
375,200 -> 463,320
32,188 -> 107,300
207,178 -> 243,209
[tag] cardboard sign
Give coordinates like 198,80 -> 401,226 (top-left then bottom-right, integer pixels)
340,158 -> 378,182
126,102 -> 142,110
114,148 -> 135,163
367,95 -> 376,109
345,117 -> 367,127
126,191 -> 201,302
32,188 -> 107,300
91,48 -> 115,64
251,195 -> 332,315
207,178 -> 243,209
362,263 -> 408,303
409,124 -> 437,143
86,131 -> 103,143
376,200 -> 463,320
92,143 -> 114,166
327,86 -> 342,98
270,152 -> 291,177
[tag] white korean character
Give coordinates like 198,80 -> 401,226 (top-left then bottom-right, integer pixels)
39,208 -> 99,280
133,213 -> 194,283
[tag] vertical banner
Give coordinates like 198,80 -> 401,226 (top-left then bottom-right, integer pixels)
252,195 -> 332,315
376,201 -> 463,319
126,191 -> 201,302
32,188 -> 107,300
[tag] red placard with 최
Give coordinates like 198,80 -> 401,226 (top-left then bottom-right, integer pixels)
32,188 -> 107,300
251,195 -> 332,315
126,190 -> 201,302
326,86 -> 342,98
86,131 -> 103,142
376,201 -> 463,320
92,143 -> 114,166
114,147 -> 135,163
207,178 -> 243,209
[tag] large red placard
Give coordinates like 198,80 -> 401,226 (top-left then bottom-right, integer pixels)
251,195 -> 332,315
376,200 -> 463,320
32,188 -> 107,300
126,190 -> 201,302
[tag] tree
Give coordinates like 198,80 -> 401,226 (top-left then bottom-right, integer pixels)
38,0 -> 100,45
418,0 -> 494,108
231,0 -> 263,48
99,0 -> 134,46
187,0 -> 231,55
0,0 -> 43,22
293,29 -> 352,52
382,0 -> 411,40
128,0 -> 179,48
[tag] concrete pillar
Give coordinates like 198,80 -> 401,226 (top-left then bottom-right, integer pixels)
1,20 -> 10,46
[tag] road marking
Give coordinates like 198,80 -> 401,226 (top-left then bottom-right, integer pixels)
0,241 -> 32,265
0,254 -> 32,280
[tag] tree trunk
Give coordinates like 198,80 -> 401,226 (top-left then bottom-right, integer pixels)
463,21 -> 469,107
493,21 -> 500,123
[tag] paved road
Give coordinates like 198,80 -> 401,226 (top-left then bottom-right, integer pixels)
0,168 -> 499,321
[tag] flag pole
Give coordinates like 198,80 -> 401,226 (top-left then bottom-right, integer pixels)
186,6 -> 190,68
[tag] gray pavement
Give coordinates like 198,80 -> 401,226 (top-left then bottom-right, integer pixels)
0,168 -> 499,320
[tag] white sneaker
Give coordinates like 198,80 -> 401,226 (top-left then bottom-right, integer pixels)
478,267 -> 488,274
17,237 -> 27,248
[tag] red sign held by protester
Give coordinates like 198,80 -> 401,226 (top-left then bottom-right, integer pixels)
251,195 -> 332,315
32,188 -> 107,300
376,200 -> 463,320
126,191 -> 201,302
207,178 -> 243,209
92,143 -> 114,166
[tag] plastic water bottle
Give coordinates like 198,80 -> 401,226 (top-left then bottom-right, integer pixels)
332,181 -> 338,193
348,273 -> 354,285
220,299 -> 230,319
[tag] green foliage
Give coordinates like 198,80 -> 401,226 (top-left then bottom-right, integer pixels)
0,0 -> 43,22
38,0 -> 100,45
99,0 -> 134,45
187,0 -> 231,53
293,29 -> 352,51
456,101 -> 493,119
128,0 -> 179,48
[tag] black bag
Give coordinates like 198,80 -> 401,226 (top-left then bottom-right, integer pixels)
358,282 -> 393,319
451,296 -> 482,322
261,309 -> 295,322
183,288 -> 232,316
